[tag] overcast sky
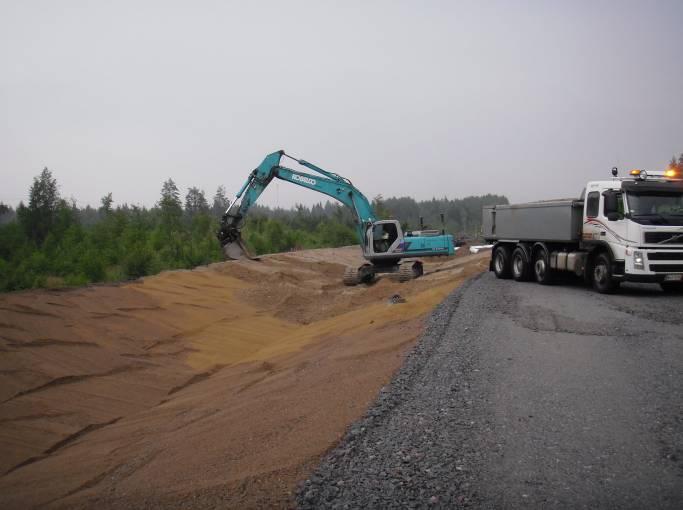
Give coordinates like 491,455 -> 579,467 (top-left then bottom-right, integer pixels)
2,0 -> 682,210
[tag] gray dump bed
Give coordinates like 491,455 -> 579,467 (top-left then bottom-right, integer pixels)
482,199 -> 584,243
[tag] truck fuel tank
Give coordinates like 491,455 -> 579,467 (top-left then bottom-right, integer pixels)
550,251 -> 586,276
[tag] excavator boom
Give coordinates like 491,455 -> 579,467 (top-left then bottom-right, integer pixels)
218,150 -> 376,259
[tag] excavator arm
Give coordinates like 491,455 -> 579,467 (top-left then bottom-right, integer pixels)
217,150 -> 377,259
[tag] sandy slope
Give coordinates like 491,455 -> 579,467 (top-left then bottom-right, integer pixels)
0,247 -> 488,508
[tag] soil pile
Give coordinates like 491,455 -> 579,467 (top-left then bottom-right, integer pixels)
0,247 -> 488,509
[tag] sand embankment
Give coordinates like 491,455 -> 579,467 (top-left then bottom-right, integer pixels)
0,247 -> 487,508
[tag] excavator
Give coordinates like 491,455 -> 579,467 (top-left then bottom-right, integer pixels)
217,150 -> 454,285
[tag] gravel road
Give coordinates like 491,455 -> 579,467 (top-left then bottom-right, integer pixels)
298,273 -> 683,509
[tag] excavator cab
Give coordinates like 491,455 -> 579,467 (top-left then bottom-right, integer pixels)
369,220 -> 402,255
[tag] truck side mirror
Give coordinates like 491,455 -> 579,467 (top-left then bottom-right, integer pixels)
603,191 -> 620,221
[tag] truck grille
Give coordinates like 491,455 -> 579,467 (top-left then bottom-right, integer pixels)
644,232 -> 683,244
648,252 -> 683,260
649,264 -> 683,273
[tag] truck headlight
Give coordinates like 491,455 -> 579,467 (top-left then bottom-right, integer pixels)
634,250 -> 644,270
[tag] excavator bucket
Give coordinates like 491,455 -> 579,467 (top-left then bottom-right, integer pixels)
223,241 -> 246,260
222,236 -> 260,261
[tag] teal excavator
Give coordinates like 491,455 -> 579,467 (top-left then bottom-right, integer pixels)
217,151 -> 454,285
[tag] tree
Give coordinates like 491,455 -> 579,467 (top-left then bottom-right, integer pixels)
185,187 -> 209,217
678,153 -> 683,171
160,179 -> 181,209
0,202 -> 14,225
372,194 -> 392,219
100,193 -> 113,214
18,167 -> 60,244
158,178 -> 183,231
0,164 -> 510,292
670,156 -> 678,169
212,185 -> 230,218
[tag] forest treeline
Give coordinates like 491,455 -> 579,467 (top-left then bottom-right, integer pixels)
669,154 -> 683,173
0,168 -> 506,292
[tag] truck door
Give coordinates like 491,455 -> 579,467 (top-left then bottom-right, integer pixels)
583,189 -> 628,245
601,190 -> 629,244
583,191 -> 602,241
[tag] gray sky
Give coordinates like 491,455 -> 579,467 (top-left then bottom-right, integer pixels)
2,0 -> 682,210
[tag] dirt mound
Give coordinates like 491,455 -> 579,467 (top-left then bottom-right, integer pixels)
0,246 -> 488,509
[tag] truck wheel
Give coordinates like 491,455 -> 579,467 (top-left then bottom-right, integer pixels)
660,282 -> 683,293
493,246 -> 512,279
511,247 -> 532,281
533,248 -> 554,285
592,253 -> 618,294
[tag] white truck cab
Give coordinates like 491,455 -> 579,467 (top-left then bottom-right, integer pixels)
483,167 -> 683,293
583,173 -> 683,287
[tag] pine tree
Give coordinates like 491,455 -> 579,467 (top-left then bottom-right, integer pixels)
158,178 -> 183,232
18,167 -> 60,244
212,185 -> 230,218
100,193 -> 113,214
160,179 -> 181,208
372,194 -> 392,219
0,202 -> 14,225
185,187 -> 209,217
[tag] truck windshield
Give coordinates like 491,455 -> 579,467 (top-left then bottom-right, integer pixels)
626,192 -> 683,225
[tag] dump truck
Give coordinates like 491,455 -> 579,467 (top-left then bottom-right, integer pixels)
482,167 -> 683,293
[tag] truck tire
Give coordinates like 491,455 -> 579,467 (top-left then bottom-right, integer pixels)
493,245 -> 512,279
511,247 -> 532,281
533,247 -> 554,285
592,252 -> 619,294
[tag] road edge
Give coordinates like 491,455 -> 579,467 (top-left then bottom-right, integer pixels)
296,272 -> 484,506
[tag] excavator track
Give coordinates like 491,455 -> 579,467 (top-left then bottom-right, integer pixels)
343,264 -> 376,286
398,261 -> 424,282
343,266 -> 361,286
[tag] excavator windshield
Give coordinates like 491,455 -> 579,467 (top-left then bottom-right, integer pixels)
372,223 -> 398,253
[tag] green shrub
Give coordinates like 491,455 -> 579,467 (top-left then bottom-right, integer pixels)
80,251 -> 106,282
64,273 -> 89,287
104,265 -> 126,282
123,244 -> 153,279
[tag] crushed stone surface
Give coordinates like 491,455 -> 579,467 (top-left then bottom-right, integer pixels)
298,273 -> 683,509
